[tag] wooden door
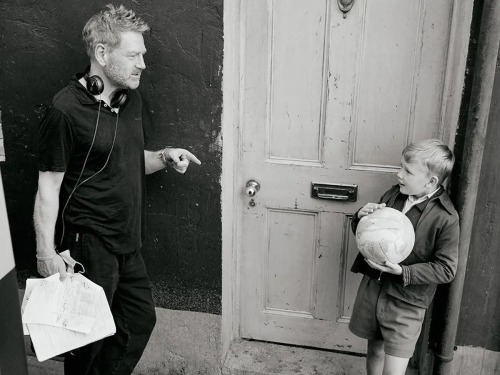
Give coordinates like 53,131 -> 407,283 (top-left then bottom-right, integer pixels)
238,0 -> 458,353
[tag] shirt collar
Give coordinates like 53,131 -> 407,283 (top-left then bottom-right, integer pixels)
68,71 -> 131,112
407,186 -> 444,212
68,72 -> 100,106
408,187 -> 441,204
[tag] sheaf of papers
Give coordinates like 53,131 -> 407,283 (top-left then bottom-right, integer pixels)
21,273 -> 116,362
23,273 -> 96,333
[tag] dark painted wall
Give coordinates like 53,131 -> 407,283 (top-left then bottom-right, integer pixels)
0,0 -> 223,314
455,48 -> 500,351
444,0 -> 500,352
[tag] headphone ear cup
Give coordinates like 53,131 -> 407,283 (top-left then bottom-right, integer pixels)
110,89 -> 128,109
86,74 -> 104,96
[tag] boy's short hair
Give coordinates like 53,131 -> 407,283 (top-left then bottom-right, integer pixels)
82,4 -> 150,58
402,139 -> 455,184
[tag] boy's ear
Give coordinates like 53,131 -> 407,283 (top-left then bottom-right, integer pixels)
429,175 -> 439,187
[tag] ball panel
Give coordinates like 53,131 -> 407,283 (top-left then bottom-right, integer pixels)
355,207 -> 415,264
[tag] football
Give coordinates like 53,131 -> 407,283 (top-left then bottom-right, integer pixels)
355,207 -> 415,265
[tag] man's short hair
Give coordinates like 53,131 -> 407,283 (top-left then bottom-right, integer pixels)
402,139 -> 455,184
82,4 -> 150,57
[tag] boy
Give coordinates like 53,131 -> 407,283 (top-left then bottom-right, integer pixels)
349,139 -> 460,375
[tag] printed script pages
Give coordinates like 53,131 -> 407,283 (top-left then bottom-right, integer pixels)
21,273 -> 115,362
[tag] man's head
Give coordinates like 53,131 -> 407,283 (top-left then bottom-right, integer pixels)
397,139 -> 455,198
83,4 -> 150,90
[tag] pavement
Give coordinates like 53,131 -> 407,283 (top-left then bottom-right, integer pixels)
27,355 -> 63,375
26,340 -> 366,375
223,340 -> 366,375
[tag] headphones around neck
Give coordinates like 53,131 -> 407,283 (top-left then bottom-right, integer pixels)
84,72 -> 128,109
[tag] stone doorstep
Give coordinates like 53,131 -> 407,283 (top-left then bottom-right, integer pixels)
223,340 -> 366,375
223,341 -> 426,375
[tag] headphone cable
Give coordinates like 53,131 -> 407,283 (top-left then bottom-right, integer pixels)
58,102 -> 119,248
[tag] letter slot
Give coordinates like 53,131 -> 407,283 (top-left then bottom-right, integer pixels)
311,182 -> 357,202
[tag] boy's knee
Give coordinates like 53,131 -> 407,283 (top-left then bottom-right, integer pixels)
367,339 -> 385,359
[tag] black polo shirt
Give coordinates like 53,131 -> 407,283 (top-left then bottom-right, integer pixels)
38,72 -> 146,254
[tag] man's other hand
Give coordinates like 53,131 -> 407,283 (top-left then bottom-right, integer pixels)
37,253 -> 68,281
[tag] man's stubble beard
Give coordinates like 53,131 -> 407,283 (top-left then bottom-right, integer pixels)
104,58 -> 140,90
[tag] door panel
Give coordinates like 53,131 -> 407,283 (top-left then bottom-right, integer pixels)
269,1 -> 328,162
352,0 -> 422,167
240,0 -> 455,353
266,209 -> 317,314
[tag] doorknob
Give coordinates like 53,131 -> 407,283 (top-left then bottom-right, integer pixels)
245,179 -> 261,197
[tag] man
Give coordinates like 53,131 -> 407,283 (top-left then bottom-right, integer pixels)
33,4 -> 201,375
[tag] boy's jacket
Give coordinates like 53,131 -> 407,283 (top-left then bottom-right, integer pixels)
351,185 -> 460,308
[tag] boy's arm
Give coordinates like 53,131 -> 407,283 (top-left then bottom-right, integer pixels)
351,208 -> 362,234
352,185 -> 398,234
351,203 -> 387,234
401,217 -> 459,285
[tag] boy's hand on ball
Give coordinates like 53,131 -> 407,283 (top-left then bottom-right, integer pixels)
358,203 -> 386,218
365,259 -> 403,275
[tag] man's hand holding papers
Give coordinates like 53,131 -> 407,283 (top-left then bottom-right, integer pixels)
21,273 -> 115,362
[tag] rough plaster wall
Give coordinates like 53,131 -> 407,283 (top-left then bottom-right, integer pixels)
442,0 -> 500,351
455,58 -> 500,352
0,0 -> 223,314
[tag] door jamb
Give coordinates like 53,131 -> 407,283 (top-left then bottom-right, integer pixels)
221,0 -> 243,362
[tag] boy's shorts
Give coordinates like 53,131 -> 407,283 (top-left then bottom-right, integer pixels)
349,275 -> 426,358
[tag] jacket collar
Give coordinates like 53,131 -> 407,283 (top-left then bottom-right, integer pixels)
429,187 -> 456,215
410,186 -> 444,213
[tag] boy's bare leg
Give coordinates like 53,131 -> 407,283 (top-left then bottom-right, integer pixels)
367,339 -> 385,375
382,354 -> 410,375
367,340 -> 410,375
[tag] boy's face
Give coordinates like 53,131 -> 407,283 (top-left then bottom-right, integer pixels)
397,157 -> 435,198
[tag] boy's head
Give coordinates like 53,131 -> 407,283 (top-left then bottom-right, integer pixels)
397,139 -> 455,198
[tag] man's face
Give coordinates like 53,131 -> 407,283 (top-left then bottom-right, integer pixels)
397,157 -> 432,198
104,31 -> 147,90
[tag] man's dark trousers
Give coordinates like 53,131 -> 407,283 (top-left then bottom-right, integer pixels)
63,231 -> 156,375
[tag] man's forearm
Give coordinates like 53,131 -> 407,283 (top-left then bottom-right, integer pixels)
144,149 -> 169,175
33,190 -> 60,256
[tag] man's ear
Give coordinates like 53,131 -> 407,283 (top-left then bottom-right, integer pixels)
94,43 -> 107,67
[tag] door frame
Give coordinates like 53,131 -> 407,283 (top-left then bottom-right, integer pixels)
221,0 -> 474,362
